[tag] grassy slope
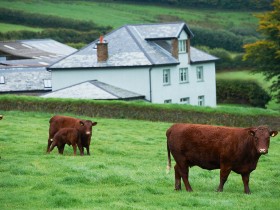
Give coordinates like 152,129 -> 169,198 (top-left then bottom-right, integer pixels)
0,0 -> 258,29
0,110 -> 280,209
0,23 -> 42,32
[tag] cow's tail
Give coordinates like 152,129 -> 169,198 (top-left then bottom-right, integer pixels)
166,142 -> 171,174
166,128 -> 172,174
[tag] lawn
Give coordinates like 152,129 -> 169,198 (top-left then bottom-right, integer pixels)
0,0 -> 258,29
1,110 -> 279,209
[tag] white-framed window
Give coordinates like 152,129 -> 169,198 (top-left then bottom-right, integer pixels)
164,99 -> 172,104
43,79 -> 52,88
196,66 -> 204,82
0,76 -> 5,84
179,40 -> 186,53
180,97 -> 190,104
179,68 -> 189,83
163,69 -> 170,85
198,95 -> 205,106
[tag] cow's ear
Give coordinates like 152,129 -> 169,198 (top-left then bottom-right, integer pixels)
248,130 -> 255,137
270,131 -> 278,137
80,121 -> 84,126
92,122 -> 97,126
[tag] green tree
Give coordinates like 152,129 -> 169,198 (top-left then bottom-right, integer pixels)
243,0 -> 280,103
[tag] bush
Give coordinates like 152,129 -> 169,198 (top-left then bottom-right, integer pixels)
217,79 -> 271,108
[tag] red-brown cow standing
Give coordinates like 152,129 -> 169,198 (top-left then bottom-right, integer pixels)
47,115 -> 97,155
48,128 -> 83,155
166,123 -> 278,194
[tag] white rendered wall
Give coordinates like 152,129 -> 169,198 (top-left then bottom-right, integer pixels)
52,67 -> 151,100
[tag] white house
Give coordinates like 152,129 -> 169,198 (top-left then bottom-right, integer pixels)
48,22 -> 218,106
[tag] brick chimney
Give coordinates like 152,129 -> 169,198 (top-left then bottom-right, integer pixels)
171,39 -> 178,59
96,36 -> 108,62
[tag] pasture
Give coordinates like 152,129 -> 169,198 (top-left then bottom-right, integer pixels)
1,110 -> 280,209
0,0 -> 258,30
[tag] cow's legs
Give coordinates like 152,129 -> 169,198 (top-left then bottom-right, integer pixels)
85,146 -> 90,155
174,164 -> 181,190
177,162 -> 192,192
58,144 -> 65,154
217,166 -> 231,192
241,173 -> 251,194
72,144 -> 77,156
77,143 -> 84,156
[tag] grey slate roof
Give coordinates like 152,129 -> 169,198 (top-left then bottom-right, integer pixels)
49,22 -> 217,70
41,80 -> 145,100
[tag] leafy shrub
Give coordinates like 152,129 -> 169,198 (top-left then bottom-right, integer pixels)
217,79 -> 271,108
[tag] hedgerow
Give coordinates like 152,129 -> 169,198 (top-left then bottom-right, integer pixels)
0,95 -> 279,130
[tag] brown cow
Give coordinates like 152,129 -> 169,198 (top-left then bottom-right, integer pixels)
48,128 -> 83,155
47,115 -> 97,155
166,124 -> 278,194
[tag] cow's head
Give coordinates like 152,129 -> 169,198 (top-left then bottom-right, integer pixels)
249,126 -> 278,155
0,115 -> 3,120
78,120 -> 97,136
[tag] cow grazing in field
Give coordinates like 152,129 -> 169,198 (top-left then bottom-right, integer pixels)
48,128 -> 83,155
47,115 -> 97,155
166,124 -> 278,194
0,115 -> 3,120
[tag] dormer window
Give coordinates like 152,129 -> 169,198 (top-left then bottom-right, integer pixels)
179,40 -> 186,53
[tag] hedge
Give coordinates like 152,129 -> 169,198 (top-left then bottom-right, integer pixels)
217,79 -> 271,108
0,95 -> 279,130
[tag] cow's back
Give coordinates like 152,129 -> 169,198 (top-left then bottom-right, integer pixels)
167,123 -> 247,169
49,115 -> 80,138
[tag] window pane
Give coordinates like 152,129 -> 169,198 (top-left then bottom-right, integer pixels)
196,66 -> 204,81
179,40 -> 186,53
198,96 -> 205,106
44,79 -> 52,88
163,69 -> 170,85
0,76 -> 5,84
179,68 -> 188,83
180,97 -> 190,104
164,99 -> 172,104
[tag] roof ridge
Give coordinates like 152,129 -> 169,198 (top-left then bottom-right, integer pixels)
124,25 -> 155,65
90,80 -> 120,98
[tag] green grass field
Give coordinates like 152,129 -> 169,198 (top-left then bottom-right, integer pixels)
0,0 -> 258,30
1,110 -> 280,209
0,23 -> 42,33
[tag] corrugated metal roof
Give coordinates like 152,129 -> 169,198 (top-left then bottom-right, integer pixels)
0,39 -> 76,60
41,80 -> 145,100
49,22 -> 217,70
